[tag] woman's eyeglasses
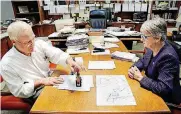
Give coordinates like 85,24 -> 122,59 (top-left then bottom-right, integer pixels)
141,34 -> 152,40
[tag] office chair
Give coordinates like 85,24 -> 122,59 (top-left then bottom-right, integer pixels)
172,31 -> 181,41
167,40 -> 181,63
89,10 -> 107,29
165,40 -> 181,114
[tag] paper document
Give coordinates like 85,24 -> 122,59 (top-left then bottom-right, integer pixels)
58,75 -> 93,91
111,51 -> 139,62
91,49 -> 110,55
48,32 -> 59,37
175,41 -> 181,45
88,61 -> 115,69
104,38 -> 120,43
92,43 -> 119,49
67,48 -> 90,54
96,75 -> 136,106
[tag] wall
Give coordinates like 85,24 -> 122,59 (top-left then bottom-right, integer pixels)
1,1 -> 15,22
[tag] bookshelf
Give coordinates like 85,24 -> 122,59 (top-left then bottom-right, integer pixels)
151,0 -> 181,27
11,0 -> 44,24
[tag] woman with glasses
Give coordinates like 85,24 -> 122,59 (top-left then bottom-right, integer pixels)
128,18 -> 181,106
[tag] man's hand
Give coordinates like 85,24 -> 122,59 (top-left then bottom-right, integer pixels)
66,57 -> 86,73
128,66 -> 143,82
41,77 -> 64,86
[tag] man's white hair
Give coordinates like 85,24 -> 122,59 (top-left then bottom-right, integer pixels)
7,21 -> 32,41
140,17 -> 167,39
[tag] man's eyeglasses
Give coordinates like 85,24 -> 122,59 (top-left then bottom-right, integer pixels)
16,37 -> 35,47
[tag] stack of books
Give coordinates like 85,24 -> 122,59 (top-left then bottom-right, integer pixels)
111,51 -> 139,62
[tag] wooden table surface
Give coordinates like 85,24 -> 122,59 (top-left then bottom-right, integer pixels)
30,41 -> 170,114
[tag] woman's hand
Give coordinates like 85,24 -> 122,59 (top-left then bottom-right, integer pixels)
128,66 -> 143,81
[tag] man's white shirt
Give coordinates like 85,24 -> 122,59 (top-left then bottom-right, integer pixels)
0,39 -> 70,98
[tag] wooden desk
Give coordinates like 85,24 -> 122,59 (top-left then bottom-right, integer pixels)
30,41 -> 170,114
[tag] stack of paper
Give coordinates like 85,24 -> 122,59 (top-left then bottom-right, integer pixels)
66,34 -> 89,47
106,30 -> 141,37
74,29 -> 89,34
111,51 -> 139,62
104,37 -> 120,43
59,26 -> 75,34
66,34 -> 89,54
57,75 -> 94,91
88,61 -> 116,69
48,32 -> 60,38
92,42 -> 119,49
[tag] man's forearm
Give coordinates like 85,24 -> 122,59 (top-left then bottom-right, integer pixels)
34,79 -> 44,89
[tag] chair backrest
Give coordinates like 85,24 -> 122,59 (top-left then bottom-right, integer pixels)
90,19 -> 107,29
1,37 -> 13,59
167,40 -> 181,63
172,33 -> 181,41
89,10 -> 107,29
54,19 -> 75,31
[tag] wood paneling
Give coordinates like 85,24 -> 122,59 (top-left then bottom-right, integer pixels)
1,36 -> 13,59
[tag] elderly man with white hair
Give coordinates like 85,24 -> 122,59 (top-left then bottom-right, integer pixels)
0,21 -> 85,101
128,18 -> 181,106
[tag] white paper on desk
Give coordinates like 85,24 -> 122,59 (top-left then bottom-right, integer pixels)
92,43 -> 119,49
48,32 -> 59,37
88,61 -> 115,70
175,41 -> 181,45
58,75 -> 94,91
67,48 -> 90,54
106,30 -> 127,36
114,3 -> 121,12
104,38 -> 120,43
105,42 -> 119,48
112,51 -> 136,60
96,75 -> 136,106
91,49 -> 110,55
